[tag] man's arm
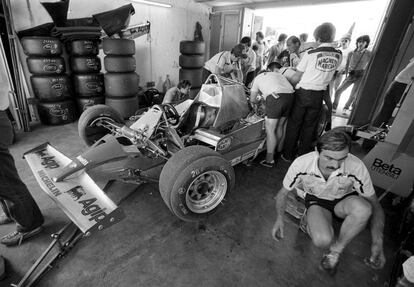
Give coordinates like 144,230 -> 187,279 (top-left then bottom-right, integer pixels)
290,71 -> 304,86
365,194 -> 386,268
271,187 -> 291,240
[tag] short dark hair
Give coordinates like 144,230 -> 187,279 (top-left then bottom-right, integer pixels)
278,33 -> 288,42
177,80 -> 191,89
256,31 -> 264,39
252,44 -> 259,51
356,35 -> 370,48
287,36 -> 301,46
267,62 -> 282,71
240,36 -> 252,47
313,22 -> 336,43
316,127 -> 351,153
299,33 -> 308,42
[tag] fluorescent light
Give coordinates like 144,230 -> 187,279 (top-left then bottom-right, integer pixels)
128,0 -> 172,8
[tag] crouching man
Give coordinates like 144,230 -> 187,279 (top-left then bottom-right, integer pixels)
272,128 -> 385,273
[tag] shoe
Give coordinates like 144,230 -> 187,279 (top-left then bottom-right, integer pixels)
320,250 -> 341,274
0,214 -> 12,225
1,226 -> 43,246
280,154 -> 293,163
260,159 -> 275,168
342,109 -> 348,115
332,109 -> 337,114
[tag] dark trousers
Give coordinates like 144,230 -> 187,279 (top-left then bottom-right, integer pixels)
371,81 -> 407,127
283,88 -> 324,159
0,110 -> 44,232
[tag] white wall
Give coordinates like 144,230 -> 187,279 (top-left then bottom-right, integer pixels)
11,0 -> 211,90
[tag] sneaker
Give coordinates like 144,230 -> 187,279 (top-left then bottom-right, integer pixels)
332,109 -> 337,114
0,214 -> 13,225
342,109 -> 348,115
320,250 -> 341,274
260,159 -> 275,168
280,154 -> 293,163
1,226 -> 43,246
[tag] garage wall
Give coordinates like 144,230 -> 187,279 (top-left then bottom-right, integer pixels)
10,0 -> 211,91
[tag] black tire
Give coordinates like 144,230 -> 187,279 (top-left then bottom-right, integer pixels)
70,56 -> 101,73
159,146 -> 235,222
105,96 -> 139,119
103,39 -> 135,56
21,37 -> 62,56
104,56 -> 136,72
27,57 -> 66,75
179,68 -> 204,88
179,55 -> 204,69
104,72 -> 139,98
179,41 -> 205,55
316,104 -> 329,138
73,73 -> 104,97
78,104 -> 124,146
68,40 -> 99,56
37,100 -> 77,125
31,75 -> 72,101
76,96 -> 105,113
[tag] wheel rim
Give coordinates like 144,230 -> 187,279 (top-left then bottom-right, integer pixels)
84,116 -> 116,143
185,171 -> 227,214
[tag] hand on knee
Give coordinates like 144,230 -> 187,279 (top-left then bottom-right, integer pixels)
311,232 -> 333,248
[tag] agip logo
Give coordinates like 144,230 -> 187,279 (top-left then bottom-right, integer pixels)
370,158 -> 401,180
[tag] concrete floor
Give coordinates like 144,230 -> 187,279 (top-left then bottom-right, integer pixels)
0,118 -> 397,287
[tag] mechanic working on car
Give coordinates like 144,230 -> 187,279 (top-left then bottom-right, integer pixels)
203,43 -> 247,82
282,22 -> 342,161
250,62 -> 294,167
162,80 -> 192,105
272,128 -> 385,274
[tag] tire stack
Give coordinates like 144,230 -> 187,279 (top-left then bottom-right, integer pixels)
179,41 -> 205,99
102,39 -> 139,119
68,40 -> 105,113
22,36 -> 77,125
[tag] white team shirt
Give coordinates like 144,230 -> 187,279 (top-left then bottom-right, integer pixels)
283,151 -> 375,201
395,58 -> 414,84
204,51 -> 233,74
243,47 -> 256,72
250,71 -> 294,99
296,43 -> 342,91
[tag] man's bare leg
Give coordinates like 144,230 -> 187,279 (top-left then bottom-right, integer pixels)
306,205 -> 334,248
265,117 -> 279,163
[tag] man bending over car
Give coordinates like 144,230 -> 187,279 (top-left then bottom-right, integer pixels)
272,128 -> 385,273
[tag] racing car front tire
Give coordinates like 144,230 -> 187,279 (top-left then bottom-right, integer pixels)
78,104 -> 124,146
159,146 -> 235,222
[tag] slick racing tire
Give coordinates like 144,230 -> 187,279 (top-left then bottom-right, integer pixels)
103,39 -> 135,56
76,96 -> 105,113
31,75 -> 72,101
179,68 -> 203,88
179,55 -> 204,69
70,56 -> 101,73
21,37 -> 62,56
159,146 -> 235,222
179,41 -> 205,55
73,73 -> 104,97
37,100 -> 77,125
78,104 -> 124,146
27,57 -> 66,75
105,96 -> 139,119
104,56 -> 136,73
68,40 -> 99,56
104,72 -> 139,98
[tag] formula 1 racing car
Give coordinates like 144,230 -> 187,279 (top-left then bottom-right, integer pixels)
25,75 -> 270,230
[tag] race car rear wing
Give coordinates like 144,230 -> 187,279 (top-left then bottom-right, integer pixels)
24,143 -> 125,235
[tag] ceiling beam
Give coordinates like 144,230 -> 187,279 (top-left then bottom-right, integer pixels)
212,0 -> 369,12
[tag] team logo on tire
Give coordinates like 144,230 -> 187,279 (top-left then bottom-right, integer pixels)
217,137 -> 232,151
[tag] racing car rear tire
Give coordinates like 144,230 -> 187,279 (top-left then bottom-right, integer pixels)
179,41 -> 205,55
179,55 -> 204,69
78,104 -> 124,146
21,37 -> 62,56
70,56 -> 102,73
103,39 -> 135,56
68,40 -> 99,56
159,146 -> 235,222
316,104 -> 329,138
104,56 -> 136,72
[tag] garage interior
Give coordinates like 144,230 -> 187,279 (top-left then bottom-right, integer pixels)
0,0 -> 414,286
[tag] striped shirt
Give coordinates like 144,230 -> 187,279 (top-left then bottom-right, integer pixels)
283,151 -> 375,200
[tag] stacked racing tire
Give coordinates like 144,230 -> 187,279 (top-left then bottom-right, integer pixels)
22,37 -> 77,125
103,38 -> 139,119
179,41 -> 205,99
68,40 -> 105,113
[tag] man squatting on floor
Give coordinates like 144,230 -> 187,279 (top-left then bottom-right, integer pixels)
272,128 -> 386,273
